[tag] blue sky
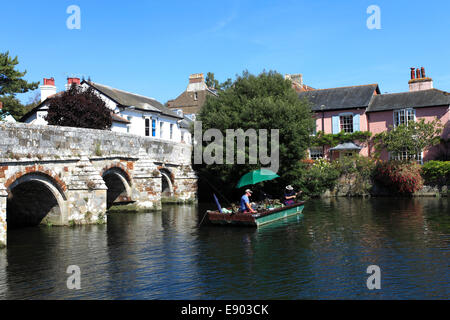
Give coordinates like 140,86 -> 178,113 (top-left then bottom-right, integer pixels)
3,0 -> 450,104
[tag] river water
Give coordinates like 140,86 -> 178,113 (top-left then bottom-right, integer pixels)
0,197 -> 448,299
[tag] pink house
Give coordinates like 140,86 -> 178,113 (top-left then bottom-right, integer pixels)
299,68 -> 450,162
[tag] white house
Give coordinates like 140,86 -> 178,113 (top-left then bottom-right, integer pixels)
21,77 -> 189,143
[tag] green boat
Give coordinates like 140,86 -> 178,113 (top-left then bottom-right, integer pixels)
207,201 -> 305,227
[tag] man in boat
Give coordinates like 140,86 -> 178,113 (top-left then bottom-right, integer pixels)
240,189 -> 257,214
284,185 -> 300,206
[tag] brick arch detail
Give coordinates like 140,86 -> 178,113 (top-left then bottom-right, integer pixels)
100,162 -> 132,183
4,165 -> 68,193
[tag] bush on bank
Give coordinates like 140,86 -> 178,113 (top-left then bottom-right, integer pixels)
296,158 -> 450,197
294,159 -> 340,197
421,161 -> 450,186
295,156 -> 376,197
374,161 -> 424,194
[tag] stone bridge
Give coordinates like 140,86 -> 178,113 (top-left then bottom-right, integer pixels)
0,122 -> 197,248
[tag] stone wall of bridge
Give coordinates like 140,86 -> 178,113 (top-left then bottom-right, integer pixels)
0,122 -> 197,248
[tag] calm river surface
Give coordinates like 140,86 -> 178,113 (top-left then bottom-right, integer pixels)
0,198 -> 448,299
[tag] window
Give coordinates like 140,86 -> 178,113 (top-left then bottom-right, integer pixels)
194,92 -> 198,101
145,118 -> 150,136
309,147 -> 323,160
340,115 -> 353,133
340,151 -> 355,159
389,149 -> 423,164
127,116 -> 132,133
152,119 -> 156,137
394,108 -> 415,127
170,124 -> 174,140
160,122 -> 164,138
311,123 -> 317,136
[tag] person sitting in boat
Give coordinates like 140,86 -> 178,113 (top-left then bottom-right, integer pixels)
284,185 -> 300,206
240,189 -> 257,214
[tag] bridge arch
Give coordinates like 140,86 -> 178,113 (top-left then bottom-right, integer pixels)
159,168 -> 174,197
6,172 -> 67,228
102,166 -> 132,208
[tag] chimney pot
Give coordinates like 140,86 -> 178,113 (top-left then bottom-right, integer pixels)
43,77 -> 55,86
421,67 -> 426,78
67,77 -> 81,85
416,68 -> 421,79
410,68 -> 416,80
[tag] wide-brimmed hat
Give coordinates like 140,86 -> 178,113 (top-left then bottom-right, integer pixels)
286,185 -> 294,191
245,189 -> 253,194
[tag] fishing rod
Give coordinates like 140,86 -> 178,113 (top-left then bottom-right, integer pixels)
197,172 -> 235,208
196,172 -> 237,227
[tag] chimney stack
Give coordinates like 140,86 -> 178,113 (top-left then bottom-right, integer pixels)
65,77 -> 81,91
285,74 -> 303,86
187,73 -> 207,92
40,77 -> 57,102
409,67 -> 433,92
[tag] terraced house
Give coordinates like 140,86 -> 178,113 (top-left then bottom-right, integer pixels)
300,68 -> 450,163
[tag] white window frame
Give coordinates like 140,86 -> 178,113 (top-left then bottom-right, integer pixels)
393,108 -> 416,127
339,112 -> 354,133
389,149 -> 423,164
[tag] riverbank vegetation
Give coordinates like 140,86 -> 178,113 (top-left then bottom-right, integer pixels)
195,70 -> 447,201
196,70 -> 315,200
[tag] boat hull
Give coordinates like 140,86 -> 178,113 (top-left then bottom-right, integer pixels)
207,202 -> 305,227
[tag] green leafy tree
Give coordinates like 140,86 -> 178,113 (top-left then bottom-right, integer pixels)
373,119 -> 443,160
196,70 -> 315,199
0,51 -> 39,119
205,72 -> 232,91
46,85 -> 112,130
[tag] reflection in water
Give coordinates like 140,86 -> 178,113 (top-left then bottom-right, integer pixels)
0,199 -> 448,299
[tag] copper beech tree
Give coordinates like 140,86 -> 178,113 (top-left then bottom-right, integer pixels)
46,85 -> 112,130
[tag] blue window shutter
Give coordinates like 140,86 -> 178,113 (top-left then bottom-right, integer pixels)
332,116 -> 340,134
353,114 -> 360,132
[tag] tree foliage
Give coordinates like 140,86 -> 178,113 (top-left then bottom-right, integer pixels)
205,72 -> 232,91
0,51 -> 39,119
46,85 -> 112,130
373,119 -> 443,159
196,70 -> 315,199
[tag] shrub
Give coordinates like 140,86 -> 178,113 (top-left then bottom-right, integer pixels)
333,155 -> 376,179
294,159 -> 340,197
46,84 -> 112,129
374,161 -> 423,194
421,161 -> 450,186
332,155 -> 377,195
